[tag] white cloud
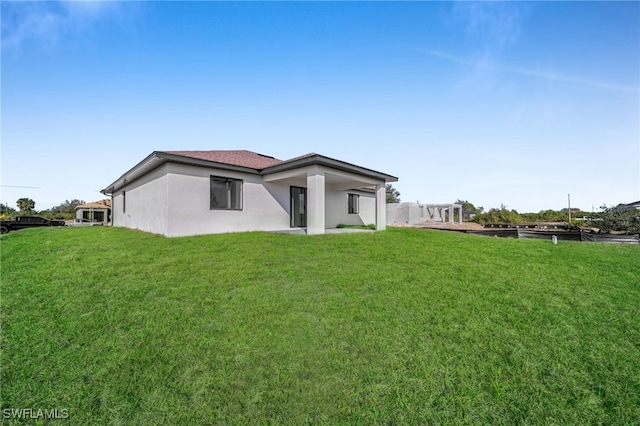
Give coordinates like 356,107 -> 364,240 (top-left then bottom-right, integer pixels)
424,49 -> 639,96
1,1 -> 126,51
439,3 -> 639,97
451,1 -> 530,51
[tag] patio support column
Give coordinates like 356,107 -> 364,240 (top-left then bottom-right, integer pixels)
449,206 -> 454,224
376,184 -> 386,231
307,167 -> 325,235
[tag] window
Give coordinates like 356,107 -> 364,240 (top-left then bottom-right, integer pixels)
348,193 -> 359,214
122,191 -> 126,213
210,176 -> 243,210
83,211 -> 105,222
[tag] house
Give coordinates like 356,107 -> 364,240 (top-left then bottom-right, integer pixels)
75,199 -> 112,223
623,201 -> 640,210
101,150 -> 397,237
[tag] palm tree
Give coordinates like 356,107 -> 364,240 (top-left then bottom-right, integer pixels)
16,198 -> 35,213
386,184 -> 401,203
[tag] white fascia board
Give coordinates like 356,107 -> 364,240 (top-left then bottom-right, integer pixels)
327,181 -> 376,192
101,152 -> 164,195
262,168 -> 308,182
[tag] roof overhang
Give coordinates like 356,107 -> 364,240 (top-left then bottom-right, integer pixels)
262,154 -> 398,183
75,205 -> 111,211
101,151 -> 262,195
102,151 -> 397,196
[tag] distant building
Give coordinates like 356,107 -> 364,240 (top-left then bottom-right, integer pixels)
75,199 -> 112,223
623,201 -> 640,209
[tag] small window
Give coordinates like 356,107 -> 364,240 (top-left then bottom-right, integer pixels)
210,176 -> 243,210
122,191 -> 126,213
348,193 -> 359,214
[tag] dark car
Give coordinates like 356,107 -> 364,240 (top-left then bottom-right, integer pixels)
0,216 -> 66,234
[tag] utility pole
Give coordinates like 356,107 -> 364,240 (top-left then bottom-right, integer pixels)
568,194 -> 571,223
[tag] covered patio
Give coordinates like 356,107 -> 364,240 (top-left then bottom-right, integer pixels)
261,155 -> 396,235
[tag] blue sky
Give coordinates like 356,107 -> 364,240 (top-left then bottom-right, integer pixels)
2,1 -> 639,213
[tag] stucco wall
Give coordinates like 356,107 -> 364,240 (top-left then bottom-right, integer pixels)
325,190 -> 376,228
166,163 -> 291,237
110,161 -> 387,237
112,165 -> 170,235
386,202 -> 447,225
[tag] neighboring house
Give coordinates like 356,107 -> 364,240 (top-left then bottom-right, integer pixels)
101,150 -> 397,237
623,201 -> 640,210
75,199 -> 112,223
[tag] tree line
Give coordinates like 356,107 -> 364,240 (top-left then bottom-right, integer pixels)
3,192 -> 637,234
0,198 -> 86,220
454,199 -> 639,234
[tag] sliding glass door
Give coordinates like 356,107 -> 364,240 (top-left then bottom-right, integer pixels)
290,186 -> 307,227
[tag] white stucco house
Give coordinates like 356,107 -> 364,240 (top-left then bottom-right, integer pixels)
101,150 -> 398,237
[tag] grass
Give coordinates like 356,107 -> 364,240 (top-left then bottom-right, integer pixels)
336,224 -> 376,230
1,226 -> 639,424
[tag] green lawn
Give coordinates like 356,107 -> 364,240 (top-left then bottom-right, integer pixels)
1,226 -> 639,424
